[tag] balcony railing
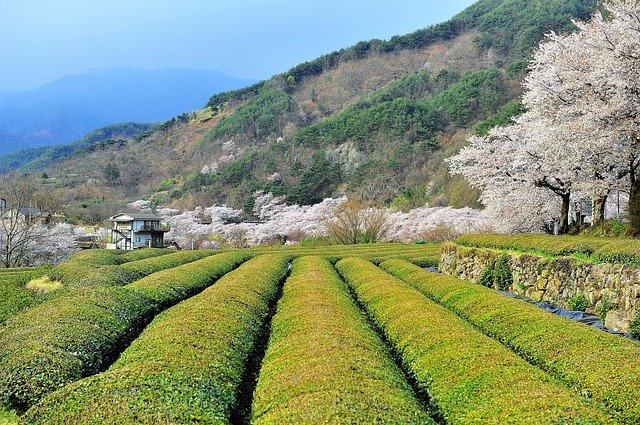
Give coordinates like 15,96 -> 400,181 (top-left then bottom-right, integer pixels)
136,222 -> 169,232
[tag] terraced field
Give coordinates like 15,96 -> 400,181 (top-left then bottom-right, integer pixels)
1,243 -> 638,424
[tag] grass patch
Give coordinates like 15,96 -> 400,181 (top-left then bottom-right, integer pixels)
25,276 -> 62,294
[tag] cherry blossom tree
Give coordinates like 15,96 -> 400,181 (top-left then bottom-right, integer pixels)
524,0 -> 640,234
449,0 -> 640,235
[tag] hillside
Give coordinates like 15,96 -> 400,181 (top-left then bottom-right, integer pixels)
0,67 -> 256,154
4,0 -> 598,220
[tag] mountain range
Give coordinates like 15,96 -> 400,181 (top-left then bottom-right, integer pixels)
0,67 -> 256,154
0,0 -> 598,221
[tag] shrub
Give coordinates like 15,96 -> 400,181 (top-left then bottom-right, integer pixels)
336,258 -> 608,423
476,255 -> 512,290
0,267 -> 52,324
493,255 -> 513,290
126,251 -> 251,308
630,310 -> 640,339
24,255 -> 288,424
118,248 -> 171,262
321,198 -> 389,245
455,234 -> 640,266
0,286 -> 154,412
251,256 -> 432,424
568,293 -> 588,312
0,251 -> 249,412
380,259 -> 640,422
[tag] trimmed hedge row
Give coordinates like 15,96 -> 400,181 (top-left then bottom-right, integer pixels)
0,266 -> 52,324
52,250 -> 215,287
455,234 -> 640,266
118,247 -> 171,262
119,249 -> 214,281
49,248 -> 174,286
380,259 -> 640,423
25,255 -> 289,424
0,251 -> 250,412
336,257 -> 611,424
251,243 -> 440,266
251,256 -> 432,424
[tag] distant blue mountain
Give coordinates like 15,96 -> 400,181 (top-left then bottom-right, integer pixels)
0,67 -> 256,154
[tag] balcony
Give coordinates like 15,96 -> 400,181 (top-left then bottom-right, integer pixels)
136,222 -> 169,232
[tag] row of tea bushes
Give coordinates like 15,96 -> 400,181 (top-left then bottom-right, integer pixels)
119,250 -> 214,282
455,234 -> 640,266
250,243 -> 440,267
52,250 -> 214,287
251,256 -> 433,424
0,251 -> 250,412
118,248 -> 171,262
0,266 -> 52,324
24,255 -> 289,424
381,259 -> 640,423
336,258 -> 611,424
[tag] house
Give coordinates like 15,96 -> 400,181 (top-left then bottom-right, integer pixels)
107,213 -> 169,250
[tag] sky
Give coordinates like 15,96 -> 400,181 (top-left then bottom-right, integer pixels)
0,0 -> 476,92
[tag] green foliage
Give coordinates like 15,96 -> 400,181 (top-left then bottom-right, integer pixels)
478,264 -> 494,287
475,100 -> 526,136
630,310 -> 640,339
432,69 -> 509,127
286,150 -> 341,205
477,255 -> 512,290
50,249 -> 207,288
493,255 -> 513,290
0,285 -> 155,412
125,251 -> 251,308
24,255 -> 287,424
467,0 -> 598,58
455,234 -> 640,266
337,257 -> 607,423
293,68 -> 508,153
204,85 -> 292,143
0,267 -> 52,324
597,297 -> 613,322
0,252 -> 250,412
568,293 -> 588,312
251,256 -> 432,424
381,259 -> 640,422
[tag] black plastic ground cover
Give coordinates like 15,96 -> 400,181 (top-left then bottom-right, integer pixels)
497,290 -> 638,341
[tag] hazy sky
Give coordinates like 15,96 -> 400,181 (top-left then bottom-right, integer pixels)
1,0 -> 476,92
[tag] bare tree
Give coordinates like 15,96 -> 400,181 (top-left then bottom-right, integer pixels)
322,198 -> 389,244
0,177 -> 47,267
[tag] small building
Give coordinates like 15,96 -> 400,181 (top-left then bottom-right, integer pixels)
107,213 -> 169,250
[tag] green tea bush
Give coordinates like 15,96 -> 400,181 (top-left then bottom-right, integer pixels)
25,255 -> 287,424
0,251 -> 249,412
126,251 -> 251,308
0,286 -> 154,411
251,256 -> 432,424
380,259 -> 640,422
119,250 -> 213,281
55,250 -> 214,287
0,267 -> 51,323
455,234 -> 640,266
118,248 -> 171,262
250,243 -> 440,267
336,258 -> 608,424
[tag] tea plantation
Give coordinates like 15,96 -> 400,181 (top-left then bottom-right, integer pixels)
1,242 -> 638,424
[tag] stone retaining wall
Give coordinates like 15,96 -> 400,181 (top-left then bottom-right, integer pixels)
440,244 -> 640,332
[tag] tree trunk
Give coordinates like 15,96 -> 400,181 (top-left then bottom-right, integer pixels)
628,179 -> 640,237
592,195 -> 607,226
559,193 -> 571,234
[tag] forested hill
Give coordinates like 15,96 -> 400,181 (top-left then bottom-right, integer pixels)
8,0 -> 598,218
